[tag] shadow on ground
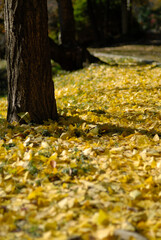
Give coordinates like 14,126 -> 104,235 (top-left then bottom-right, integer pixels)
58,113 -> 161,139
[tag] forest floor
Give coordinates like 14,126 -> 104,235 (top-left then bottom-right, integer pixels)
1,45 -> 161,239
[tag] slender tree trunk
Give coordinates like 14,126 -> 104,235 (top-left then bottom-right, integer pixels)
4,0 -> 57,123
87,0 -> 101,43
128,0 -> 132,35
104,0 -> 110,39
50,0 -> 103,71
121,0 -> 128,35
57,0 -> 76,46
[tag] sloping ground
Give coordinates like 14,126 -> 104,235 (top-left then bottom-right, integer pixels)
1,63 -> 161,239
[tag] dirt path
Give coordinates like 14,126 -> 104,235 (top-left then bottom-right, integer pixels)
89,44 -> 161,63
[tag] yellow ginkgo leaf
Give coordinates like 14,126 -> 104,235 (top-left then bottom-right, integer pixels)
96,209 -> 109,225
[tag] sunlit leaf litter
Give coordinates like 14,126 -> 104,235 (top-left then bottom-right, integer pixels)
0,63 -> 161,239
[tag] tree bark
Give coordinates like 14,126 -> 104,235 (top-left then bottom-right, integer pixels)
121,0 -> 128,35
50,0 -> 103,71
87,0 -> 101,43
4,0 -> 57,123
57,0 -> 76,46
104,0 -> 110,39
49,38 -> 101,71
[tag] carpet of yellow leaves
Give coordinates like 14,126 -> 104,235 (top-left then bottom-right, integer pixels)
0,63 -> 161,239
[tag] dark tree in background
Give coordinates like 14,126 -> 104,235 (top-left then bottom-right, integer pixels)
57,0 -> 76,46
87,0 -> 101,43
4,0 -> 57,123
121,0 -> 133,36
87,0 -> 112,44
49,0 -> 101,71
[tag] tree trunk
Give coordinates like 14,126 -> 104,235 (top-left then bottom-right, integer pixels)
57,0 -> 76,46
87,0 -> 101,43
104,0 -> 110,39
49,38 -> 102,71
121,0 -> 128,35
4,0 -> 57,123
51,0 -> 103,71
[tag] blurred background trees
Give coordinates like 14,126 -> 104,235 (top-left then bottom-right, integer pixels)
1,0 -> 161,62
1,0 -> 161,96
47,0 -> 161,47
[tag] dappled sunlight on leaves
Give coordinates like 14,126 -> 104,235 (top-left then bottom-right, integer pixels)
1,64 -> 161,239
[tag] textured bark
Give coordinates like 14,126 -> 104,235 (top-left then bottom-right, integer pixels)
4,0 -> 57,123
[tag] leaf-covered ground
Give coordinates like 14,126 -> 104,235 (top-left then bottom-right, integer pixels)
1,63 -> 161,240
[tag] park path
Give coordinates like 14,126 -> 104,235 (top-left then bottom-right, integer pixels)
93,52 -> 156,65
89,44 -> 161,65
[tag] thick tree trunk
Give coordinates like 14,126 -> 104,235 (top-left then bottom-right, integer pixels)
49,38 -> 101,71
4,0 -> 57,123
